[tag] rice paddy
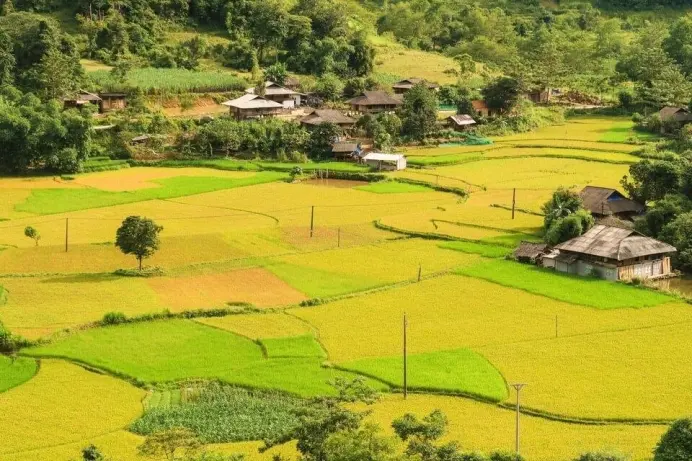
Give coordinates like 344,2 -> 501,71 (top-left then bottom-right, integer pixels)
0,116 -> 686,460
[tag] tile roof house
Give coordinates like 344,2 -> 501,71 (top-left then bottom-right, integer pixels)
300,110 -> 357,130
348,91 -> 403,114
543,225 -> 676,281
221,94 -> 284,120
392,78 -> 440,94
513,242 -> 550,264
580,186 -> 646,219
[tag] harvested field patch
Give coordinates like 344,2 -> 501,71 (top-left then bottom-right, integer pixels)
363,394 -> 665,461
0,356 -> 38,393
0,360 -> 145,456
196,312 -> 313,339
72,167 -> 256,191
147,268 -> 307,310
14,171 -> 285,215
457,259 -> 674,309
339,349 -> 508,401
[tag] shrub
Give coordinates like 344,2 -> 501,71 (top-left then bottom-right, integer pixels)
655,419 -> 692,461
574,453 -> 627,461
101,312 -> 128,325
489,452 -> 525,461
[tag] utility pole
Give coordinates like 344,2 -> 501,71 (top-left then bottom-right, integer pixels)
555,315 -> 558,338
403,313 -> 408,400
417,264 -> 422,282
511,383 -> 527,456
310,206 -> 315,238
337,228 -> 341,248
65,218 -> 69,252
512,188 -> 516,220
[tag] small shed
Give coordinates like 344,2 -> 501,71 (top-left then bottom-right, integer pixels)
362,152 -> 407,171
332,142 -> 362,160
64,90 -> 102,110
513,242 -> 550,264
447,114 -> 477,131
99,93 -> 127,113
472,100 -> 493,117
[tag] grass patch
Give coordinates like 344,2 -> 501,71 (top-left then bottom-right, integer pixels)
0,356 -> 38,393
456,259 -> 673,309
356,181 -> 431,194
439,241 -> 512,258
267,262 -> 377,299
14,172 -> 285,215
23,319 -> 385,396
260,334 -> 326,358
132,384 -> 304,443
339,349 -> 508,402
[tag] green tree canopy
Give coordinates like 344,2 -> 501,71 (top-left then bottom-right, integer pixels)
399,83 -> 438,141
115,216 -> 164,271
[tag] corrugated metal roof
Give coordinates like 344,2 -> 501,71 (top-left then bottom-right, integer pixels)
555,225 -> 676,261
363,153 -> 405,161
448,114 -> 477,126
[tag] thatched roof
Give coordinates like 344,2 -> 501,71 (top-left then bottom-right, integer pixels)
348,91 -> 402,107
514,241 -> 550,260
555,225 -> 676,261
580,186 -> 645,216
392,78 -> 439,90
448,114 -> 476,126
222,94 -> 283,110
300,110 -> 357,126
659,106 -> 692,122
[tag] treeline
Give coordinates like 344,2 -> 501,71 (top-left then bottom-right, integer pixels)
2,0 -> 375,79
376,0 -> 692,105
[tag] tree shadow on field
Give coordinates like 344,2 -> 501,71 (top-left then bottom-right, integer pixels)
39,273 -> 123,284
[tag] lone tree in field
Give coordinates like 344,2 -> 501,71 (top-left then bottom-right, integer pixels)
24,226 -> 40,246
115,216 -> 163,271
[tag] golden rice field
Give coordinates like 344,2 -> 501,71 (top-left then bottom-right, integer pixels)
0,117 -> 683,460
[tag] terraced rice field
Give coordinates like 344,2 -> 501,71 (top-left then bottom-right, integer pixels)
0,117 -> 684,460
